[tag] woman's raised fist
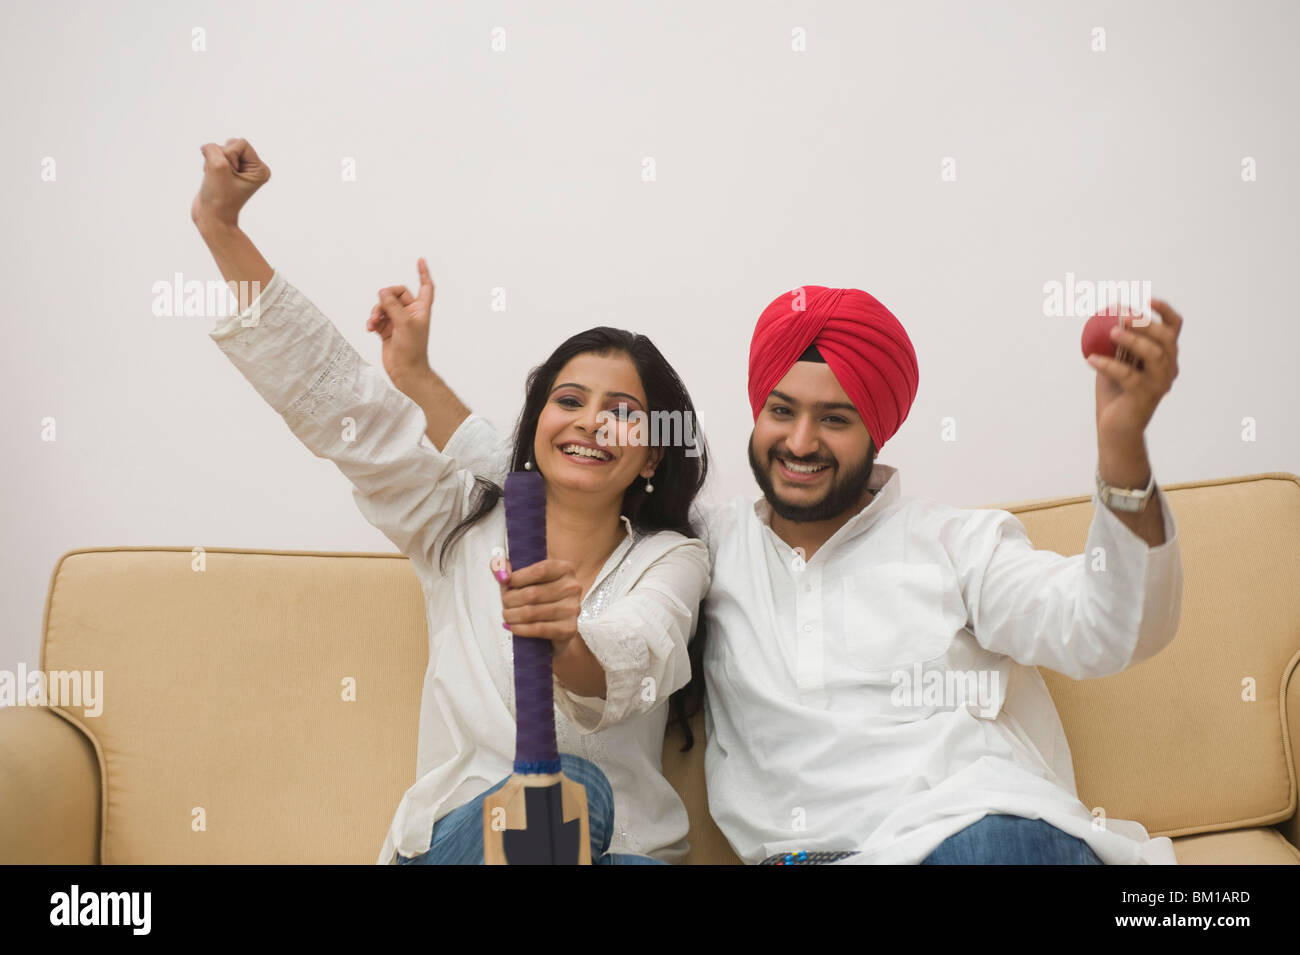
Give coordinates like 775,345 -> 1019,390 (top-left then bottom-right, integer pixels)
191,138 -> 271,227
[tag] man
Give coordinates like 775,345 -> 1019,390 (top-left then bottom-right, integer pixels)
369,275 -> 1184,865
698,285 -> 1183,865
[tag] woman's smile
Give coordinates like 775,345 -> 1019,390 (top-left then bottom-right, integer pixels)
557,440 -> 615,465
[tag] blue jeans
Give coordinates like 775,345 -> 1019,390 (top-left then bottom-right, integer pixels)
396,754 -> 667,865
921,813 -> 1104,864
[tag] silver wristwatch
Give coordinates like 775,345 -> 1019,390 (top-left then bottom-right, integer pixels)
1096,467 -> 1156,513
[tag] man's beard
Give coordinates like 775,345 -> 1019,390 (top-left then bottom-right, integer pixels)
747,433 -> 877,523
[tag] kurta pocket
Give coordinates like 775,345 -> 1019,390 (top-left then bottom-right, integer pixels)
839,562 -> 953,672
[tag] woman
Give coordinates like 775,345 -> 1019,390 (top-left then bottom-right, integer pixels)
192,137 -> 712,864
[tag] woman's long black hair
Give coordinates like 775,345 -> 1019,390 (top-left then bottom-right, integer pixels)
438,327 -> 711,751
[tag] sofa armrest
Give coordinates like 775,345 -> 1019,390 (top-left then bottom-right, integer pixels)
1279,662 -> 1300,853
0,705 -> 101,863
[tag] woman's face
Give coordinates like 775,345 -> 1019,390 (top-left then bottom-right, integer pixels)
533,351 -> 663,498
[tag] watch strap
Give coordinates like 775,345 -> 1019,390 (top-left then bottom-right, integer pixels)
1096,467 -> 1156,513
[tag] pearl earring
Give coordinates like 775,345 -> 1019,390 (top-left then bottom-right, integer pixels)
644,475 -> 654,493
524,460 -> 532,471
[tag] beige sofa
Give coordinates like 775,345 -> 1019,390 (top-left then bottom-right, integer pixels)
2,471 -> 1297,864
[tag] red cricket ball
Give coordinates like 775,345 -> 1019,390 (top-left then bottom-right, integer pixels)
1081,306 -> 1143,366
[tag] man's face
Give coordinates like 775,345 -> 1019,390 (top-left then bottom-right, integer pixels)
747,361 -> 877,522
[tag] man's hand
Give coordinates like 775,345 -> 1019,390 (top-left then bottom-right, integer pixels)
1086,298 -> 1185,545
1087,299 -> 1183,445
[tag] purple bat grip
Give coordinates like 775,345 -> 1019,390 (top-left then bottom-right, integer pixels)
503,471 -> 561,774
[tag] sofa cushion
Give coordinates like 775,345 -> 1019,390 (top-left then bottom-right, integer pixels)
1172,827 -> 1300,864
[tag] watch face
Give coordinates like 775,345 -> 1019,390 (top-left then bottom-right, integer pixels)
1110,489 -> 1150,512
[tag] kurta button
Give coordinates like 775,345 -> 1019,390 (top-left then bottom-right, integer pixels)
802,623 -> 812,633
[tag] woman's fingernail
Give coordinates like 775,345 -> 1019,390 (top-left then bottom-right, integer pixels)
494,568 -> 509,583
502,622 -> 511,631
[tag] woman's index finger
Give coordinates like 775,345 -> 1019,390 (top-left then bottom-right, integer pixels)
418,258 -> 435,303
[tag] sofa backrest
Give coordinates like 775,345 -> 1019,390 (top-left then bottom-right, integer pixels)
40,547 -> 427,863
36,472 -> 1299,863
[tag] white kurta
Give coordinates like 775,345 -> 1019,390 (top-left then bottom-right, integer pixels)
698,463 -> 1183,865
209,271 -> 710,864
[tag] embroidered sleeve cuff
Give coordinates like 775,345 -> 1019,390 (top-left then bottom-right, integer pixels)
208,269 -> 287,339
553,619 -> 652,734
551,539 -> 708,735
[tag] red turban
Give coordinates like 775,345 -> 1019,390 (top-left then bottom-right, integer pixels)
748,286 -> 919,451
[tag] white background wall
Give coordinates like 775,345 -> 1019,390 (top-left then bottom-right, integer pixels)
3,0 -> 1297,682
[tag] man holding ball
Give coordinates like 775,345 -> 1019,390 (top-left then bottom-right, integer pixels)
696,288 -> 1182,865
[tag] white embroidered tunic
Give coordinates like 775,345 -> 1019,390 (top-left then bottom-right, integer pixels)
208,270 -> 710,864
